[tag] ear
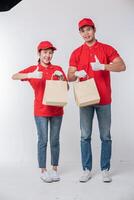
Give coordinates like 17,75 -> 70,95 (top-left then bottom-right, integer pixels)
79,30 -> 83,37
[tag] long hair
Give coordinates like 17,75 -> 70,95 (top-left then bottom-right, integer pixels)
38,58 -> 40,64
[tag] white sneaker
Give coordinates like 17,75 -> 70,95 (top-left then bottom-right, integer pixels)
102,169 -> 112,183
40,171 -> 53,183
79,169 -> 92,183
51,170 -> 60,182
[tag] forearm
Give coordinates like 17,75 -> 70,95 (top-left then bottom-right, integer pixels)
67,73 -> 77,82
12,73 -> 28,80
67,67 -> 77,82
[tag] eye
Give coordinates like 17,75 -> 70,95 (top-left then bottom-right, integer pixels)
80,29 -> 84,33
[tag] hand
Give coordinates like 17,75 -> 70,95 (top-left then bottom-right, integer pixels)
53,70 -> 63,77
27,66 -> 43,79
90,56 -> 105,71
75,70 -> 87,78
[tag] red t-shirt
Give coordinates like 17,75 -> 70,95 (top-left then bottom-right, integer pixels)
19,63 -> 67,117
69,41 -> 120,105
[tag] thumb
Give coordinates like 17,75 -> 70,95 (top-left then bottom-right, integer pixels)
94,55 -> 99,62
34,66 -> 39,72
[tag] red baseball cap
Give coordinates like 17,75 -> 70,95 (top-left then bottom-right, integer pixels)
37,41 -> 57,51
78,18 -> 95,29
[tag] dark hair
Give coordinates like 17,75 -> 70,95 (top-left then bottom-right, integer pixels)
79,25 -> 95,31
38,58 -> 40,63
39,48 -> 54,53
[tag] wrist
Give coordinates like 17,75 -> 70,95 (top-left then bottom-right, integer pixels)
102,64 -> 105,70
104,64 -> 109,71
74,71 -> 78,77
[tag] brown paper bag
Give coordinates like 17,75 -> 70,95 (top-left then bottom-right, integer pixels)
73,78 -> 100,107
43,79 -> 68,107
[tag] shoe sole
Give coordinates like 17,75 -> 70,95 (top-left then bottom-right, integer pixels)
40,177 -> 53,183
79,177 -> 91,183
52,179 -> 60,182
103,180 -> 112,183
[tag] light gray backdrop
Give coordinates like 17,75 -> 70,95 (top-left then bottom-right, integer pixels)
0,0 -> 133,169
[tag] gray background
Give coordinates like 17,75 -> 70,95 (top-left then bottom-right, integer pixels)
0,0 -> 133,169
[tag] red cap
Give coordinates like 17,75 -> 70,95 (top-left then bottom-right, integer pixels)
78,18 -> 95,29
37,41 -> 57,51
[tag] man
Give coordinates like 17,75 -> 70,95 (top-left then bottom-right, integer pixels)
68,18 -> 126,183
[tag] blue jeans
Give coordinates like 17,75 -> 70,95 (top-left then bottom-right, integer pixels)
80,104 -> 112,171
34,116 -> 63,168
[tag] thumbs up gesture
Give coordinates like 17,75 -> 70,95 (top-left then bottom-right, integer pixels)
90,56 -> 105,71
27,66 -> 43,79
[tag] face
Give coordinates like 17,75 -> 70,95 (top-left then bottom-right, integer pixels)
79,26 -> 96,43
39,48 -> 54,65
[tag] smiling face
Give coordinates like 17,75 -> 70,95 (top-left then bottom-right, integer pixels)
39,48 -> 54,65
79,25 -> 96,45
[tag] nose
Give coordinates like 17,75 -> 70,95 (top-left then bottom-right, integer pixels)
45,53 -> 51,58
84,30 -> 89,35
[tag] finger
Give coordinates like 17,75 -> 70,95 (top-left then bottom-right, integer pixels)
90,62 -> 94,67
82,70 -> 86,73
35,66 -> 39,71
94,55 -> 99,62
57,71 -> 63,76
53,70 -> 59,75
54,70 -> 57,74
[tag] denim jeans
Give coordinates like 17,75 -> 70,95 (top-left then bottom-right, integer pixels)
34,116 -> 63,168
80,104 -> 112,171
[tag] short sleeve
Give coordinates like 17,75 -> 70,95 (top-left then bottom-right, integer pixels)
19,65 -> 37,81
19,66 -> 36,73
69,51 -> 78,67
105,45 -> 120,62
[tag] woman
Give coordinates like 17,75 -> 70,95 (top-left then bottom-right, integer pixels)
12,41 -> 67,183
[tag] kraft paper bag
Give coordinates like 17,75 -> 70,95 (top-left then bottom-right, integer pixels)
43,79 -> 68,107
73,78 -> 100,107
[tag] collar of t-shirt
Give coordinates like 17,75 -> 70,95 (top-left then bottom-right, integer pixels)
38,63 -> 54,71
84,40 -> 99,50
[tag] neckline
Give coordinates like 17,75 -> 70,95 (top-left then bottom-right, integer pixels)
38,63 -> 53,69
84,40 -> 99,49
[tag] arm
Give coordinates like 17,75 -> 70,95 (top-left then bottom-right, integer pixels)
12,66 -> 43,80
105,57 -> 126,72
12,73 -> 28,80
67,66 -> 77,82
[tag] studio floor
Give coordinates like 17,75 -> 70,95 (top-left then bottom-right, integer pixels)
0,161 -> 134,200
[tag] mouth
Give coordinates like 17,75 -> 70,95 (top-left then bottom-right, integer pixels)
42,59 -> 50,64
84,36 -> 91,40
43,58 -> 50,61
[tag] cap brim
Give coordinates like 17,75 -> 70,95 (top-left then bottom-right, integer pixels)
38,47 -> 57,51
45,46 -> 57,50
79,24 -> 94,30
